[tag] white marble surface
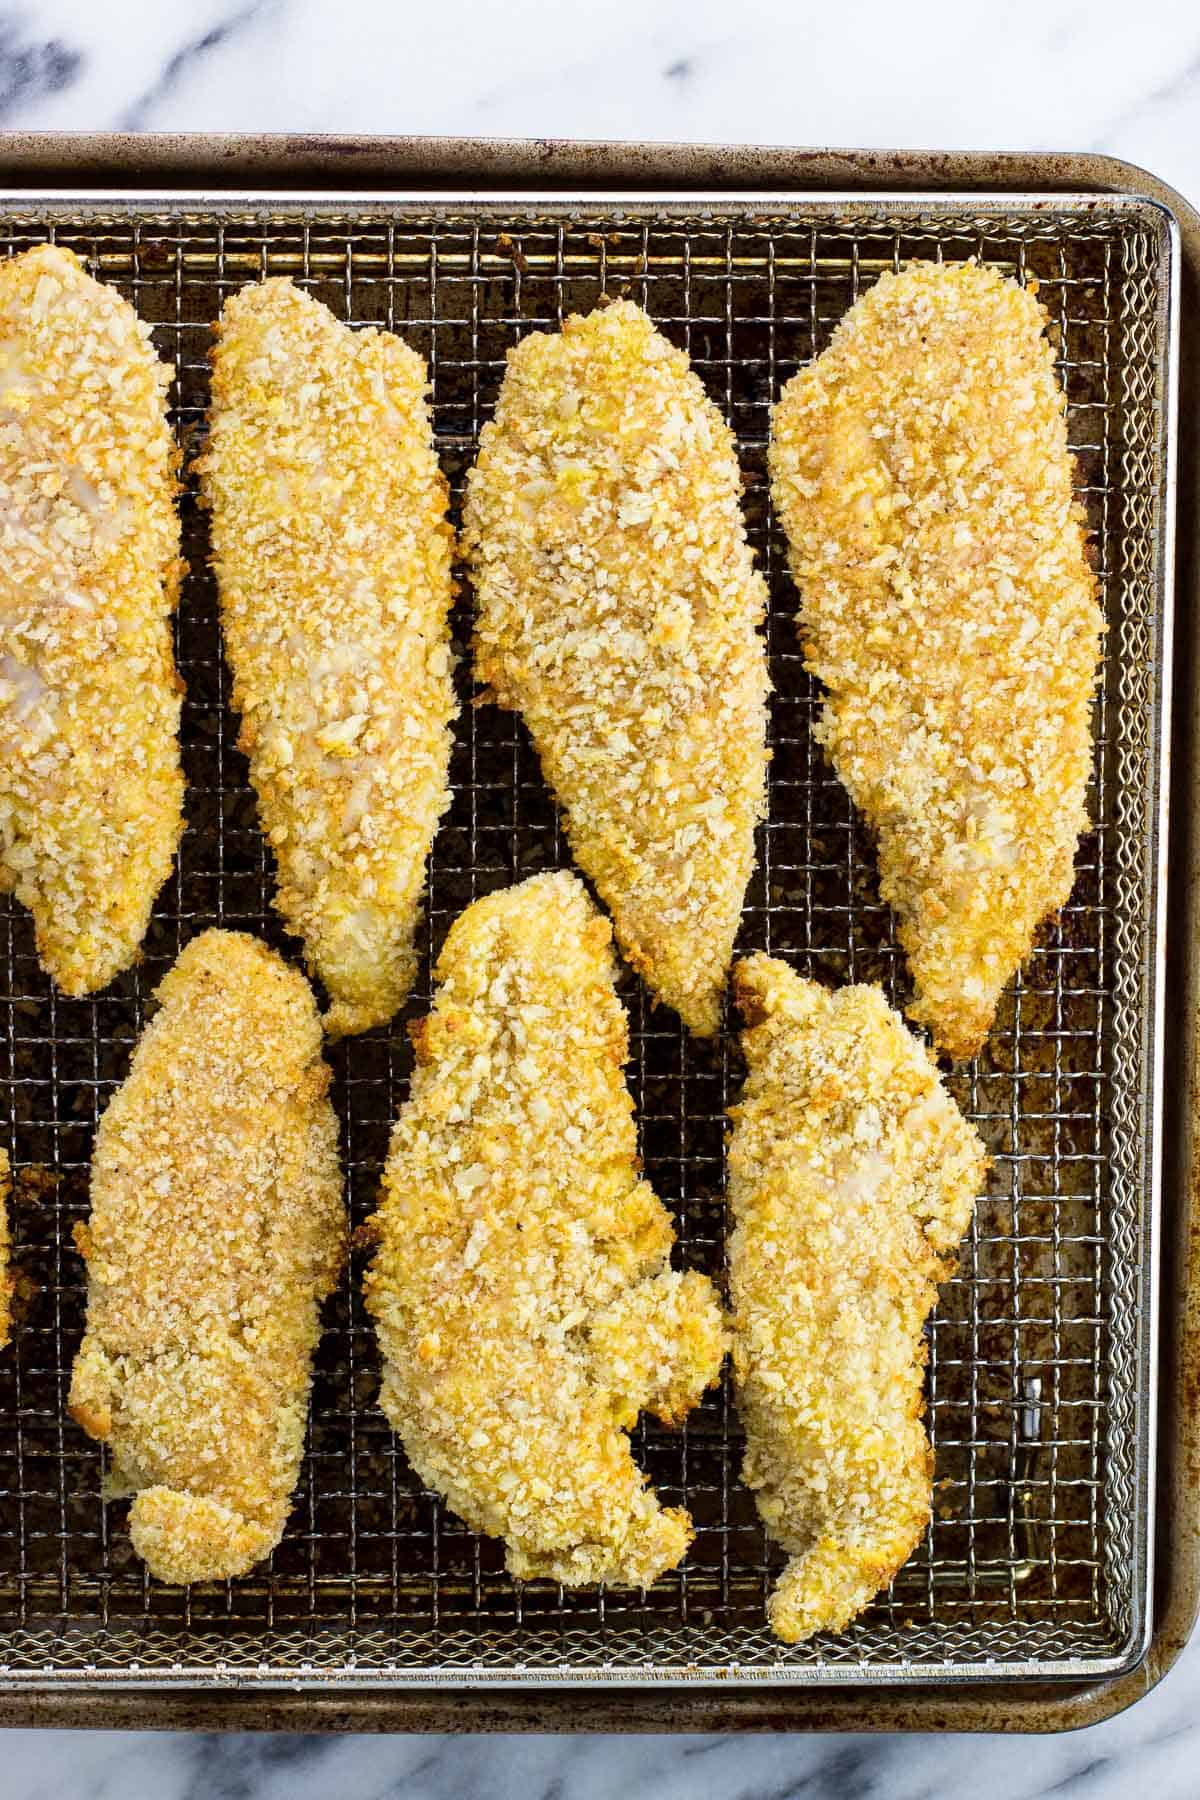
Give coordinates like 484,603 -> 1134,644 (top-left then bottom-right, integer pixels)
1,1 -> 1198,1794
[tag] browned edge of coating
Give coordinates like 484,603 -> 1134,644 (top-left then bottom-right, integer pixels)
0,137 -> 1193,1735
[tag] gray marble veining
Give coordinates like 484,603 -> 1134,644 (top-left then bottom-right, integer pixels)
1,1 -> 1198,201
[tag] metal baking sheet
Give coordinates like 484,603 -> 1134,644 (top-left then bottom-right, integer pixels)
0,189 -> 1176,1690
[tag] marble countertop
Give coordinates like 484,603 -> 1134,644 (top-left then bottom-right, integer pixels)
2,1 -> 1198,1795
1,0 -> 1198,203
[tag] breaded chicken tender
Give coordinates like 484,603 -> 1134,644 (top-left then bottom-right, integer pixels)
198,279 -> 457,1038
364,870 -> 727,1586
463,300 -> 769,1036
769,262 -> 1103,1058
728,954 -> 986,1641
0,244 -> 184,994
0,1148 -> 10,1350
68,930 -> 345,1584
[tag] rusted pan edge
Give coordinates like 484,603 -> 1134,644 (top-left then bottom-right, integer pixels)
0,134 -> 1185,198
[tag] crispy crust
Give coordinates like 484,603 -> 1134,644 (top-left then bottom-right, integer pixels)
197,278 -> 457,1038
769,261 -> 1103,1058
68,930 -> 345,1584
463,300 -> 770,1036
728,954 -> 987,1641
364,871 -> 727,1586
0,244 -> 184,995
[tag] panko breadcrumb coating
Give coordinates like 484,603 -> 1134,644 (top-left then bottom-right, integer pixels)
364,870 -> 727,1586
198,278 -> 457,1038
463,300 -> 769,1037
0,1148 -> 10,1350
0,244 -> 184,995
728,954 -> 987,1642
769,261 -> 1103,1058
68,930 -> 345,1585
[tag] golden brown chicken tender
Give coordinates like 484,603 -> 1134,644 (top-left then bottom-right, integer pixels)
198,278 -> 457,1038
68,930 -> 345,1584
0,244 -> 184,995
364,870 -> 727,1586
728,954 -> 986,1642
463,300 -> 769,1036
769,261 -> 1103,1058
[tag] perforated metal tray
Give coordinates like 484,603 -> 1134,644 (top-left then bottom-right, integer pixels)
0,140 -> 1189,1733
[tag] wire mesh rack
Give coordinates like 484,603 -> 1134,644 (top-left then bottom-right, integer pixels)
0,192 -> 1173,1686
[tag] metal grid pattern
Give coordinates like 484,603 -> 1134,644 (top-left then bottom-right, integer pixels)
0,195 -> 1172,1684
